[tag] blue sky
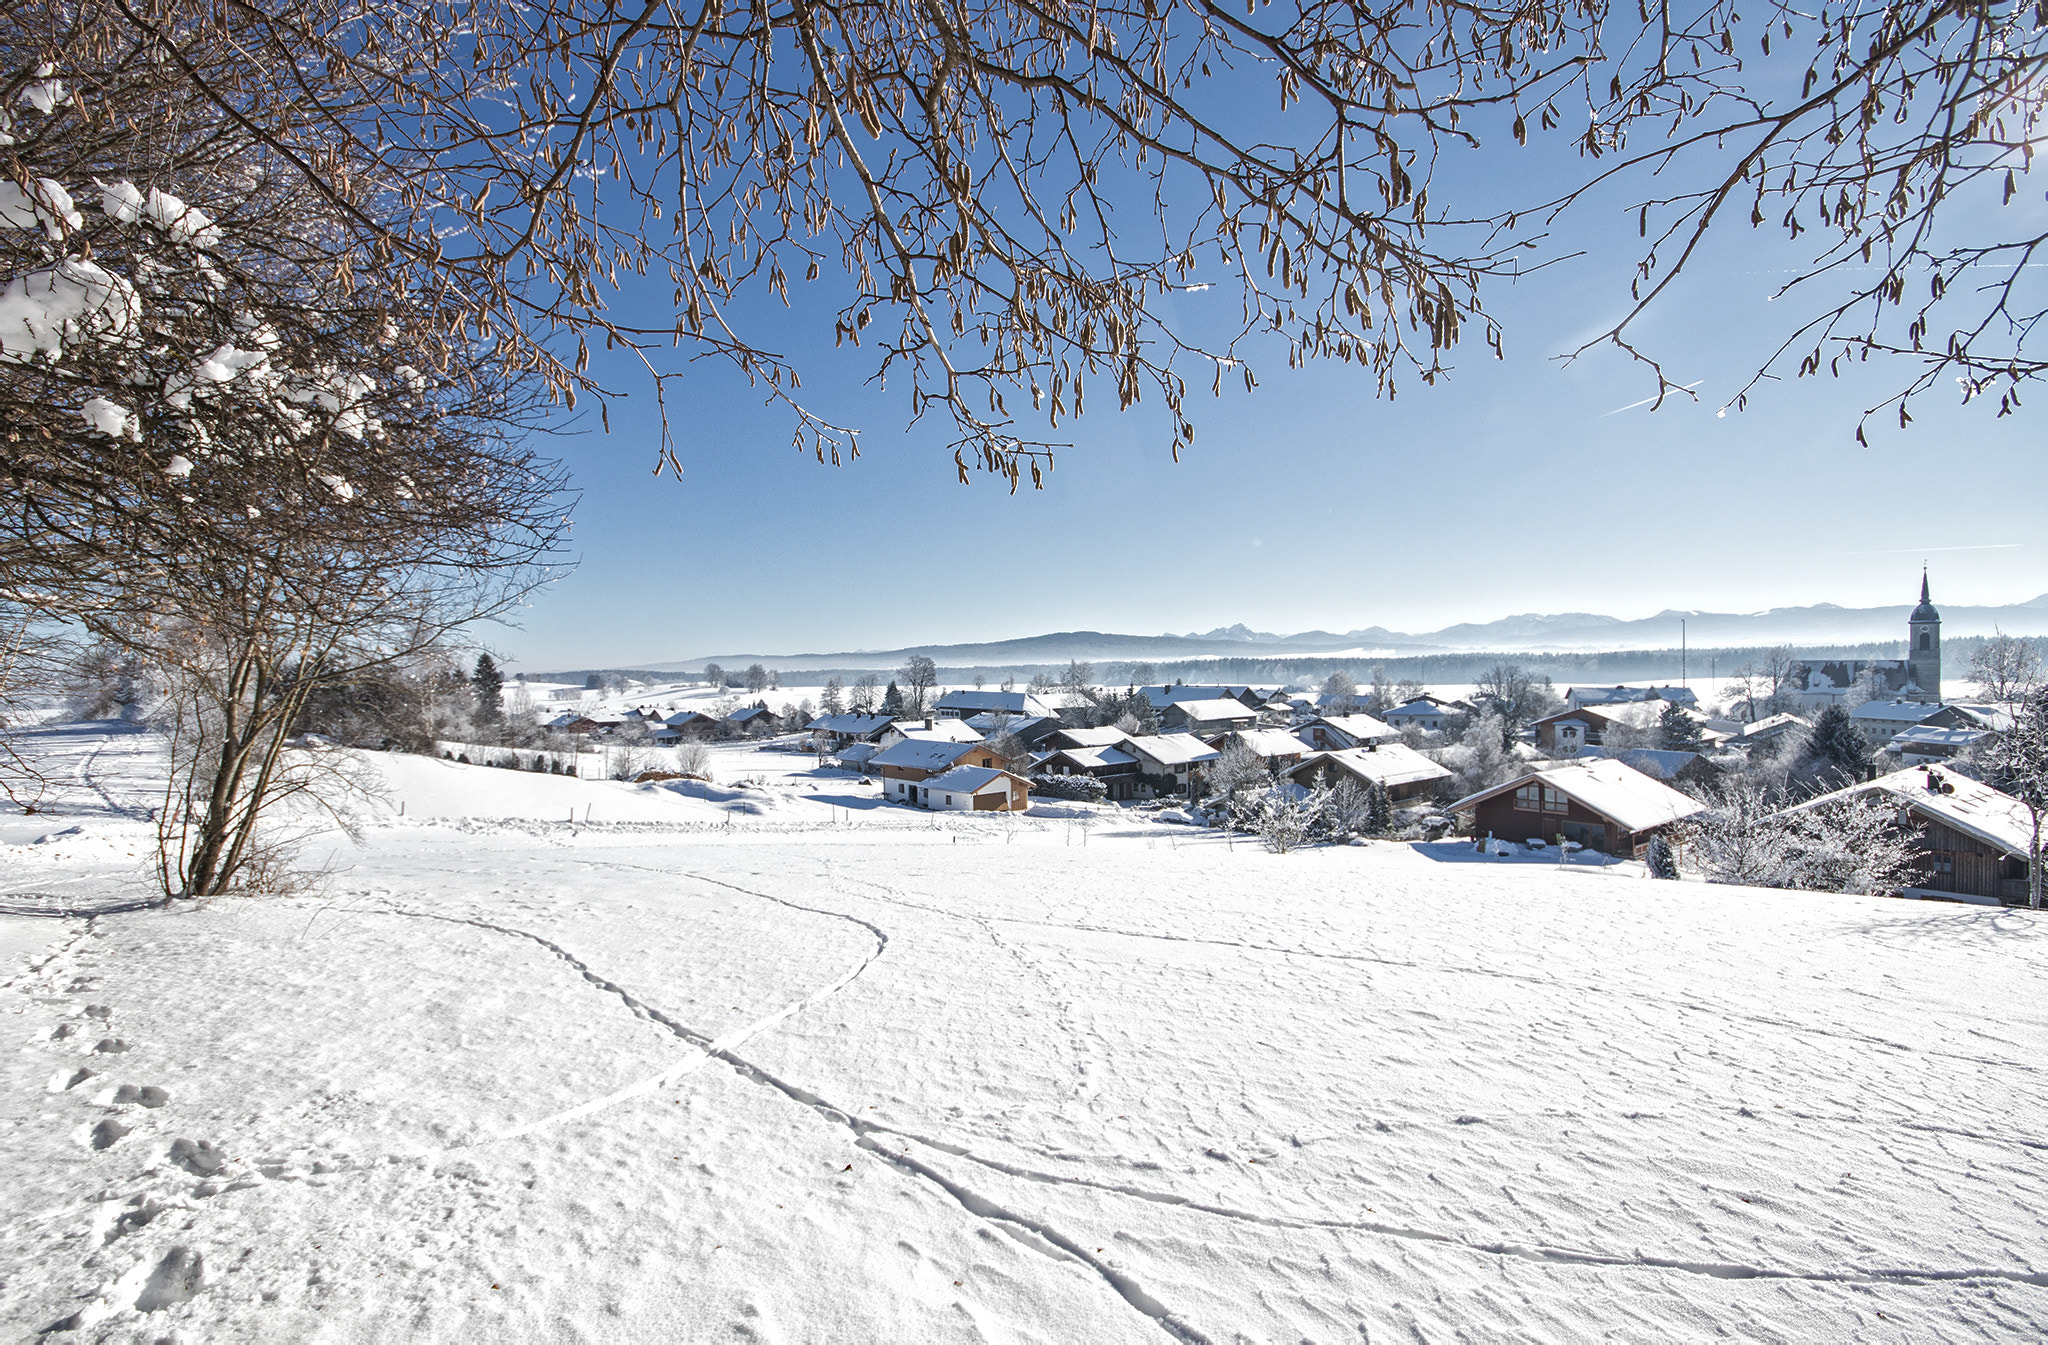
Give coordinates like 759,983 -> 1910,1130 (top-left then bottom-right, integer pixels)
489,96 -> 2046,671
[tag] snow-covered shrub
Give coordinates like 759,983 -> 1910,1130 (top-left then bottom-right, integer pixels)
1644,835 -> 1679,880
1030,773 -> 1107,803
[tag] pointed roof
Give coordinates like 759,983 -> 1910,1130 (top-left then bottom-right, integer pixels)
1910,569 -> 1940,624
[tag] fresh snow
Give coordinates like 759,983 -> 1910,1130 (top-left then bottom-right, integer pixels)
3,721 -> 2046,1341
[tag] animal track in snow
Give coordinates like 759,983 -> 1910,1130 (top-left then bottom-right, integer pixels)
112,1083 -> 170,1108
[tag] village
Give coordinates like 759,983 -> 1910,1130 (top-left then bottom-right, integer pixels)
481,575 -> 2042,907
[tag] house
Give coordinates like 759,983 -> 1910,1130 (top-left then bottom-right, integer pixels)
1043,725 -> 1130,752
1573,746 -> 1722,790
1161,698 -> 1259,736
878,716 -> 984,749
663,709 -> 721,738
1286,743 -> 1453,805
871,738 -> 1014,805
553,711 -> 630,736
1208,728 -> 1313,773
933,689 -> 1061,720
1887,725 -> 1992,764
1295,713 -> 1397,751
727,706 -> 779,734
911,765 -> 1032,812
963,712 -> 1064,750
1533,707 -> 1618,752
1139,684 -> 1266,711
1727,712 -> 1806,751
1379,696 -> 1470,734
1033,744 -> 1141,798
1564,685 -> 1700,713
1448,758 -> 1705,855
1851,699 -> 1950,747
1782,765 -> 2033,903
1120,733 -> 1221,797
806,712 -> 896,748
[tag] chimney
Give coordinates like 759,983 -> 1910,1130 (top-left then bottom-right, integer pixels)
924,716 -> 934,731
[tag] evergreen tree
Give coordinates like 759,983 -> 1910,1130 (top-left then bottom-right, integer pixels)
472,654 -> 504,726
1363,780 -> 1394,837
1802,704 -> 1868,780
821,676 -> 845,716
881,681 -> 905,717
1658,701 -> 1705,752
1644,835 -> 1680,879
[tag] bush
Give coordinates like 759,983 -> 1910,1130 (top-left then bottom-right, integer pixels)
1645,835 -> 1679,879
1030,773 -> 1108,803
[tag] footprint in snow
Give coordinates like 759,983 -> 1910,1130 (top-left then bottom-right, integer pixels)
91,1119 -> 131,1150
46,1066 -> 95,1092
92,1038 -> 132,1054
112,1084 -> 170,1108
169,1137 -> 226,1176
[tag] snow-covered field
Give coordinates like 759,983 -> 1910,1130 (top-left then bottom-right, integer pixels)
4,722 -> 2046,1342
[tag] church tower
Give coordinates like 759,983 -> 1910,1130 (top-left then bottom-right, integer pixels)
1907,570 -> 1941,703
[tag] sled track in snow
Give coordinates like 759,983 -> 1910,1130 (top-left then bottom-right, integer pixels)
383,864 -> 2048,1338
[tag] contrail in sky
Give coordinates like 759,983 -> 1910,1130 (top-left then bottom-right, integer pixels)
1831,542 -> 2024,556
1596,380 -> 1704,417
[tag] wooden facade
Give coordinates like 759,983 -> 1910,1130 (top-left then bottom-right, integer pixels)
1908,812 -> 2030,904
1467,784 -> 1675,856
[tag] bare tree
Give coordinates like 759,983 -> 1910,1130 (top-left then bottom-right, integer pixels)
1977,688 -> 2048,910
897,655 -> 939,714
849,673 -> 880,714
1970,633 -> 2042,710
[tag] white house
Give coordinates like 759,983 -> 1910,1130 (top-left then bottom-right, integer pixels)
878,716 -> 984,748
914,765 -> 1032,812
1851,699 -> 1949,747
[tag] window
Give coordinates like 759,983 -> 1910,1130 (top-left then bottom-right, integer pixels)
1515,784 -> 1541,811
1919,632 -> 1931,651
1543,787 -> 1569,814
945,795 -> 954,805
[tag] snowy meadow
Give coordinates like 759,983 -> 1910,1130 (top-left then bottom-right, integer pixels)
3,723 -> 2045,1342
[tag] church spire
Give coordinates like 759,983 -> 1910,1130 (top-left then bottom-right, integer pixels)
1921,567 -> 1930,605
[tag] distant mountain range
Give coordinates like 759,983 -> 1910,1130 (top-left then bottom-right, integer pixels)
648,594 -> 2048,673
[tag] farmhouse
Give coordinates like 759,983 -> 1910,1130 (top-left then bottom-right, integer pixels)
1285,743 -> 1452,805
805,712 -> 896,748
1120,733 -> 1221,796
870,738 -> 1014,805
1786,766 -> 2035,904
933,689 -> 1061,719
1564,685 -> 1700,713
1449,759 -> 1704,856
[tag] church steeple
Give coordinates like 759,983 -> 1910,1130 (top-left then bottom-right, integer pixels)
1907,569 -> 1941,702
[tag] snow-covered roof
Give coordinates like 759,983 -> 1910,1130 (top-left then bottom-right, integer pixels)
934,690 -> 1055,716
1307,713 -> 1395,743
1573,747 -> 1707,781
664,709 -> 717,727
1887,725 -> 1991,749
1217,728 -> 1313,759
1568,685 -> 1700,708
834,742 -> 881,765
870,738 -> 984,771
1293,743 -> 1452,791
1851,699 -> 1948,724
923,765 -> 1023,794
1041,746 -> 1137,772
808,713 -> 894,735
1050,726 -> 1129,748
1450,759 -> 1705,833
1731,712 -> 1805,739
964,712 -> 1055,735
1122,733 -> 1221,768
1140,685 -> 1257,708
1786,766 -> 2034,857
889,719 -> 984,744
728,706 -> 774,723
1168,698 -> 1258,723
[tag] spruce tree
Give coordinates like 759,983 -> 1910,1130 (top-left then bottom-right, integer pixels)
1363,780 -> 1393,837
1803,703 -> 1868,780
472,654 -> 504,726
881,681 -> 905,717
1658,701 -> 1705,752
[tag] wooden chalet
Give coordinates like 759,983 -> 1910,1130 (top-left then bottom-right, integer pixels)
1785,766 -> 2036,904
870,737 -> 1015,806
1285,743 -> 1452,806
1449,759 -> 1705,856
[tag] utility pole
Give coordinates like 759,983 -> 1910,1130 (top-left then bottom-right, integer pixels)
1681,619 -> 1687,689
